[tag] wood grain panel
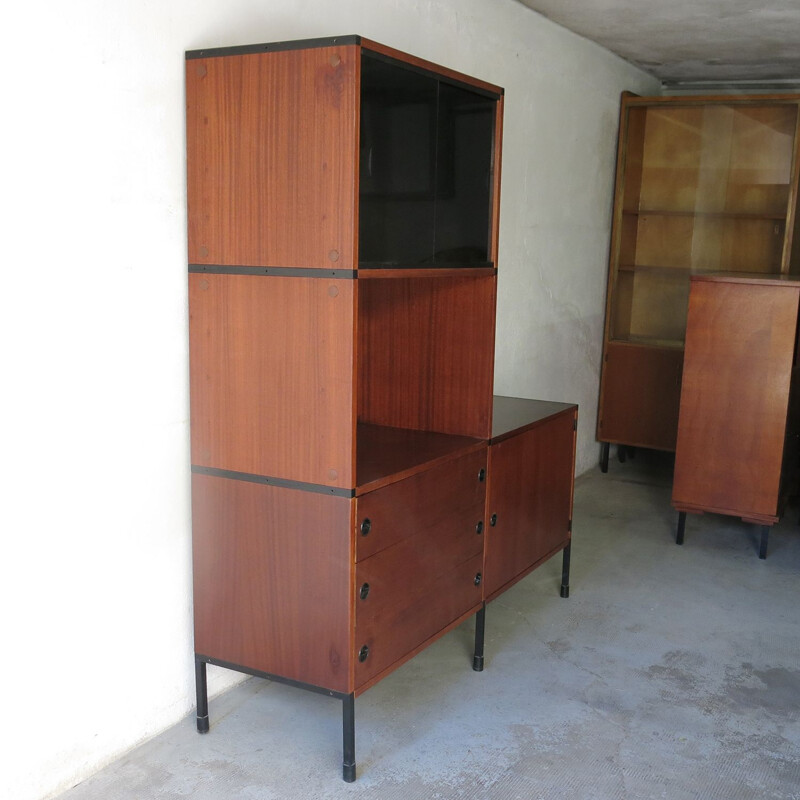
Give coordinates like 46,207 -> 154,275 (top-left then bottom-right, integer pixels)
189,274 -> 355,488
358,275 -> 495,438
598,342 -> 683,451
354,553 -> 483,689
355,447 -> 487,561
673,278 -> 800,519
186,46 -> 358,268
485,408 -> 576,599
356,424 -> 483,492
192,474 -> 353,693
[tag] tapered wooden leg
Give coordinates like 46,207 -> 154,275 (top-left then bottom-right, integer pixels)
473,604 -> 486,672
342,693 -> 356,782
195,657 -> 209,733
676,511 -> 686,546
560,542 -> 571,598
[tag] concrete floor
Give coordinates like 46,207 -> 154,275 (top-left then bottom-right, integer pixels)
58,452 -> 800,800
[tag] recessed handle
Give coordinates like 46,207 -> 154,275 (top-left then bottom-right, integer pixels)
478,468 -> 486,482
490,513 -> 497,527
474,572 -> 482,586
360,518 -> 371,536
475,521 -> 484,535
358,645 -> 370,662
359,583 -> 370,600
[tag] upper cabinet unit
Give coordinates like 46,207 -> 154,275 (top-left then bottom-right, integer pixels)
186,36 -> 503,275
597,93 -> 800,458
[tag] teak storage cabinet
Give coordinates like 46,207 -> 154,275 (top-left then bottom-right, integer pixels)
186,36 -> 577,781
597,93 -> 800,467
672,274 -> 800,557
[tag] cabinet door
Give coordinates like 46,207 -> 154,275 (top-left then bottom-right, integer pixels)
485,410 -> 576,600
353,449 -> 486,689
598,342 -> 683,451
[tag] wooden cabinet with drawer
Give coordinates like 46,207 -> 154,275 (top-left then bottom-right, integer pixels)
187,34 -> 577,783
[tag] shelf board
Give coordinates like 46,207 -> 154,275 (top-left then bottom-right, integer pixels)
356,423 -> 484,494
358,267 -> 496,279
611,335 -> 685,348
618,264 -> 782,276
622,209 -> 786,221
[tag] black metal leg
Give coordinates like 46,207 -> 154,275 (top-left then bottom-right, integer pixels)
342,693 -> 356,782
472,603 -> 486,672
600,442 -> 609,473
676,511 -> 686,546
617,444 -> 627,463
560,542 -> 571,598
759,525 -> 769,560
195,657 -> 209,733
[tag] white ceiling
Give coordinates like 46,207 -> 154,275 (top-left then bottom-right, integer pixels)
516,0 -> 800,89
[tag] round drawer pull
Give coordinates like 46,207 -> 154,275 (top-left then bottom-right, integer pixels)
358,645 -> 370,662
359,582 -> 370,600
360,518 -> 371,536
474,572 -> 482,586
490,513 -> 497,527
475,521 -> 484,535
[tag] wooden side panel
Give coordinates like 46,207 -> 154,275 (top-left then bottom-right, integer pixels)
355,448 -> 487,561
189,274 -> 355,488
673,280 -> 800,519
597,342 -> 683,451
358,276 -> 496,438
186,46 -> 358,269
192,475 -> 353,693
485,409 -> 575,599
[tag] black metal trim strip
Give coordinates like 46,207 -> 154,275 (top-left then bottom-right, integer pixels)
186,35 -> 362,60
196,654 -> 350,699
357,262 -> 495,271
362,48 -> 504,100
191,465 -> 355,497
189,264 -> 357,279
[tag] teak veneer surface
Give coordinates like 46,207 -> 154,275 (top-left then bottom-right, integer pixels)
189,274 -> 355,488
485,407 -> 576,599
358,276 -> 496,439
673,276 -> 800,519
355,448 -> 487,561
186,45 -> 358,269
598,342 -> 683,451
192,474 -> 353,693
355,424 -> 484,492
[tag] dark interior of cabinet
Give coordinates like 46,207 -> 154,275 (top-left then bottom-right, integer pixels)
358,52 -> 495,267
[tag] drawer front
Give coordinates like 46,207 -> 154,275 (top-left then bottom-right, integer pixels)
354,553 -> 484,688
355,448 -> 487,561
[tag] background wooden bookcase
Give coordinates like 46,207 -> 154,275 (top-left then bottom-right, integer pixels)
672,274 -> 800,557
186,36 -> 577,781
597,93 -> 800,467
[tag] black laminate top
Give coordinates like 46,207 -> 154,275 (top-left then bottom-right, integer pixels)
491,395 -> 577,443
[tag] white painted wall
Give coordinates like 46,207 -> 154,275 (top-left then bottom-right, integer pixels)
1,2 -> 658,799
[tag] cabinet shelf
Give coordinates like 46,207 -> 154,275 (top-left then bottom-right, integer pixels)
356,423 -> 484,494
358,266 -> 496,279
622,209 -> 787,221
